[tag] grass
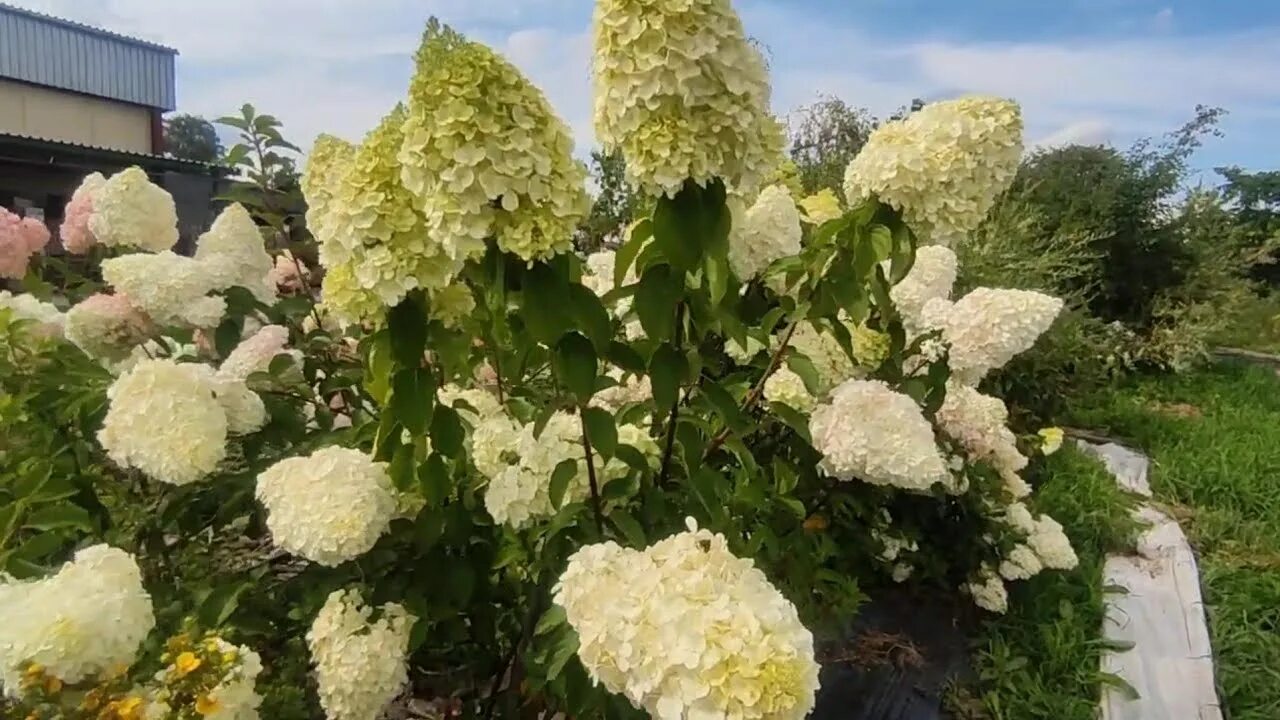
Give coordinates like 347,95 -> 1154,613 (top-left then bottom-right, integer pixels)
1069,361 -> 1280,720
966,446 -> 1140,720
1210,292 -> 1280,354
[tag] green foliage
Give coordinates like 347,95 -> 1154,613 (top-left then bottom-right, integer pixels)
163,113 -> 224,164
577,149 -> 649,252
216,103 -> 305,246
787,96 -> 874,194
1069,363 -> 1280,720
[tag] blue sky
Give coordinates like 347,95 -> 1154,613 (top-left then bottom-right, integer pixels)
20,0 -> 1280,182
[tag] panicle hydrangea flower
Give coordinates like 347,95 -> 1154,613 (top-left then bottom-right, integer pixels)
592,0 -> 784,197
963,564 -> 1009,614
218,324 -> 293,381
89,167 -> 179,252
764,366 -> 815,413
788,322 -> 855,391
997,544 -> 1043,581
0,545 -> 154,690
313,107 -> 462,327
60,172 -> 106,254
302,135 -> 358,246
400,22 -> 589,264
843,96 -> 1023,245
1027,514 -> 1078,570
208,374 -> 268,436
889,245 -> 957,335
0,290 -> 64,337
809,379 -> 951,492
268,250 -> 311,294
103,252 -> 226,328
484,412 -> 590,528
925,288 -> 1063,384
256,447 -> 397,567
307,589 -> 414,720
850,324 -> 890,368
0,207 -> 50,279
98,359 -> 228,485
591,368 -> 653,413
64,293 -> 154,363
554,518 -> 820,720
725,335 -> 766,364
935,383 -> 1028,482
729,185 -> 802,281
798,189 -> 843,225
194,203 -> 277,304
429,284 -> 476,328
582,247 -> 644,339
438,383 -> 504,422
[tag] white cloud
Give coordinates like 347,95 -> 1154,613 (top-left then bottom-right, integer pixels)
1031,119 -> 1113,150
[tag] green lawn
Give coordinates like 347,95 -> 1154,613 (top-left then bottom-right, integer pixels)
1069,362 -> 1280,720
965,447 -> 1139,720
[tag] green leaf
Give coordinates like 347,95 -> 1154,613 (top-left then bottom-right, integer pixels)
549,459 -> 579,510
199,581 -> 249,628
772,457 -> 799,494
214,316 -> 243,358
614,218 -> 652,289
387,292 -> 429,367
418,453 -> 451,506
609,510 -> 646,547
12,531 -> 62,562
648,343 -> 686,410
652,179 -> 730,271
554,332 -> 598,403
602,475 -> 637,501
606,341 -> 646,374
545,627 -> 580,680
522,263 -> 572,345
567,283 -> 613,353
535,605 -> 567,637
581,407 -> 618,458
363,330 -> 394,403
701,381 -> 748,432
634,264 -> 681,341
389,367 -> 435,435
430,405 -> 465,458
21,503 -> 93,533
868,224 -> 893,263
704,251 -> 729,305
614,444 -> 651,474
769,402 -> 812,443
389,442 -> 416,491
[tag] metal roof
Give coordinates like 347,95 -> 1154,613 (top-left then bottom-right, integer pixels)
0,3 -> 177,110
0,131 -> 227,175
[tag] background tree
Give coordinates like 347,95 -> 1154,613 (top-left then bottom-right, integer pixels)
162,113 -> 223,163
1217,165 -> 1280,285
576,149 -> 646,252
787,96 -> 873,194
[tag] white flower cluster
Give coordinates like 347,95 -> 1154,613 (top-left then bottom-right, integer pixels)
554,519 -> 820,720
64,293 -> 153,363
400,23 -> 589,265
98,359 -> 230,485
479,410 -> 658,528
966,502 -> 1078,611
219,324 -> 295,382
194,203 -> 277,305
788,322 -> 855,392
0,290 -> 64,337
729,185 -> 802,281
312,108 -> 462,327
88,167 -> 179,252
809,379 -> 951,492
923,288 -> 1063,385
582,248 -> 644,340
843,96 -> 1023,245
256,447 -> 396,567
935,383 -> 1029,498
102,252 -> 226,328
307,589 -> 414,720
591,368 -> 653,413
963,565 -> 1009,614
763,366 -> 815,413
725,335 -> 766,364
0,545 -> 154,690
889,245 -> 957,336
592,0 -> 783,197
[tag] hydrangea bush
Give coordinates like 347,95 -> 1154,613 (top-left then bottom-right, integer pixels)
1,2 -> 1074,717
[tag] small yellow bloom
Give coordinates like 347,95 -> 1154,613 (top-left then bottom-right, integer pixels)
1038,427 -> 1065,456
195,694 -> 222,716
43,675 -> 63,694
802,514 -> 829,532
111,696 -> 145,720
175,651 -> 202,676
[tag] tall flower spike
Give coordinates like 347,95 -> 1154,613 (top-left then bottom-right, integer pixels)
593,0 -> 785,197
89,166 -> 179,252
400,21 -> 589,264
844,96 -> 1023,245
316,106 -> 461,326
303,134 -> 358,253
194,203 -> 278,304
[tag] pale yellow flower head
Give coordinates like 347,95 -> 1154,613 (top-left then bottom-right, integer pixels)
844,96 -> 1023,244
400,21 -> 589,264
592,0 -> 784,196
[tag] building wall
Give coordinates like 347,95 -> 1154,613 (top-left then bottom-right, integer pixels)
0,77 -> 152,153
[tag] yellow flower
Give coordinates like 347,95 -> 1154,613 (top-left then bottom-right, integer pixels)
195,694 -> 222,716
110,696 -> 145,720
802,514 -> 829,532
1038,427 -> 1065,456
798,189 -> 843,225
175,651 -> 202,676
43,675 -> 63,694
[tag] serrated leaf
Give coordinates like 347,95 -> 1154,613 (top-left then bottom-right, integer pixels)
606,341 -> 646,374
535,605 -> 567,637
389,443 -> 416,491
549,459 -> 579,510
701,380 -> 748,432
522,263 -> 572,345
199,581 -> 249,628
614,218 -> 651,289
581,407 -> 618,458
609,510 -> 646,547
430,405 -> 465,458
567,283 -> 614,353
389,367 -> 434,435
634,264 -> 681,342
769,402 -> 812,443
648,343 -> 686,410
22,503 -> 93,532
387,292 -> 429,367
554,332 -> 598,403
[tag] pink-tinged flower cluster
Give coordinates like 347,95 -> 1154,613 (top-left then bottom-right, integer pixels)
269,251 -> 311,294
64,293 -> 155,363
60,172 -> 107,254
0,207 -> 50,279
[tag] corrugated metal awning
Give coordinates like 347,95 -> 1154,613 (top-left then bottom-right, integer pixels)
0,131 -> 227,175
0,3 -> 177,111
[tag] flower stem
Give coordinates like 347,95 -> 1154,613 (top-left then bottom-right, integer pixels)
705,320 -> 798,458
